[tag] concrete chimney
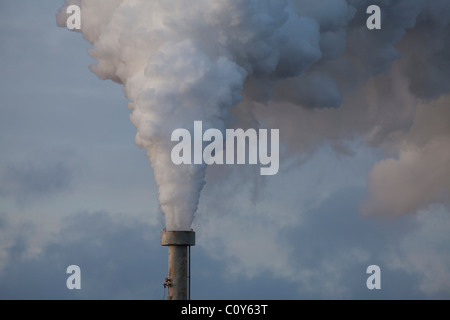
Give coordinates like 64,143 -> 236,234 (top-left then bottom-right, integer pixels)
161,230 -> 195,300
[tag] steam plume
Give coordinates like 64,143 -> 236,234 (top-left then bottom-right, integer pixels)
57,0 -> 450,225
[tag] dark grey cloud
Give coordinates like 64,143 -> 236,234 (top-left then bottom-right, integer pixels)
0,211 -> 165,299
281,187 -> 450,299
0,157 -> 75,204
0,213 -> 6,230
398,1 -> 450,100
281,187 -> 398,298
194,177 -> 450,299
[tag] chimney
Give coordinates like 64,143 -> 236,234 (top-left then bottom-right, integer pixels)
161,230 -> 195,300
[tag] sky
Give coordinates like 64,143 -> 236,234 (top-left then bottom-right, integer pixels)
0,0 -> 450,300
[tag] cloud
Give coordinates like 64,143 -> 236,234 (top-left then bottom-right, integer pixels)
398,1 -> 450,100
1,185 -> 450,299
196,179 -> 450,299
0,156 -> 76,205
385,205 -> 450,296
362,95 -> 450,217
0,211 -> 165,299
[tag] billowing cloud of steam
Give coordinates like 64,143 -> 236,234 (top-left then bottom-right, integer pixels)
57,0 -> 322,231
57,0 -> 450,226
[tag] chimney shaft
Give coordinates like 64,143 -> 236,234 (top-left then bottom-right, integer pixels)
161,230 -> 195,300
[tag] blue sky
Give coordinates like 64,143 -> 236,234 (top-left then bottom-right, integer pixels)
0,1 -> 449,300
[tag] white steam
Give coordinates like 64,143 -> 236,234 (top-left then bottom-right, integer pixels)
57,0 -> 321,230
58,0 -> 450,225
